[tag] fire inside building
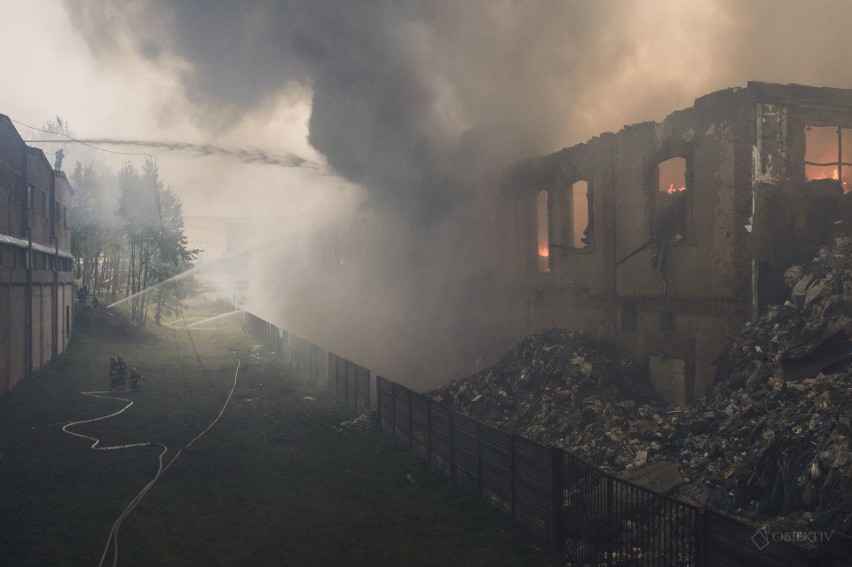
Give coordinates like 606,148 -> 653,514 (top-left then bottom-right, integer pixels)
3,81 -> 852,407
500,81 -> 852,404
0,115 -> 75,396
304,81 -> 852,405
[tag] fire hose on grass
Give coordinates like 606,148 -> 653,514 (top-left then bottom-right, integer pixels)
61,361 -> 241,567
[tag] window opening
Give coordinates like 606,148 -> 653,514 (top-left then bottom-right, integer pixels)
537,190 -> 551,272
655,157 -> 688,241
658,157 -> 687,195
805,126 -> 852,193
570,180 -> 590,248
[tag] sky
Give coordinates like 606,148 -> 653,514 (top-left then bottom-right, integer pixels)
1,1 -> 361,226
4,0 -> 852,386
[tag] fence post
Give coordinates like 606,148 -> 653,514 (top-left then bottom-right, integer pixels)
476,422 -> 482,497
510,434 -> 516,521
345,360 -> 351,412
391,382 -> 397,442
375,376 -> 382,434
426,397 -> 432,467
551,446 -> 563,551
408,387 -> 413,450
449,410 -> 455,483
606,475 -> 614,567
695,508 -> 705,567
327,353 -> 333,395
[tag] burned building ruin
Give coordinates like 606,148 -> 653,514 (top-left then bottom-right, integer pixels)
291,82 -> 852,405
502,81 -> 852,404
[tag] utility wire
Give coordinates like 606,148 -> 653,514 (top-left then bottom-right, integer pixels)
13,118 -> 160,158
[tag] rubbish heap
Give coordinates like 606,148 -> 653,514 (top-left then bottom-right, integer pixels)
432,237 -> 852,536
430,328 -> 664,447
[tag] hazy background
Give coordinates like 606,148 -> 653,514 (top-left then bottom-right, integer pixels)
4,0 -> 852,388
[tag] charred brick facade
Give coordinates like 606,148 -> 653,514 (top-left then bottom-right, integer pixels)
0,115 -> 75,396
504,82 -> 852,404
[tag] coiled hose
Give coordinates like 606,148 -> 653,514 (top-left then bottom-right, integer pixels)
62,361 -> 241,566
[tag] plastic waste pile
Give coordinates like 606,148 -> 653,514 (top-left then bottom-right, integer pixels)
431,237 -> 852,535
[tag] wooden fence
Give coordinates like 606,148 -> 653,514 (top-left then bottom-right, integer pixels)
243,312 -> 851,566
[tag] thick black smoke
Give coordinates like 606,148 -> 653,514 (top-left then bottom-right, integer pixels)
61,1 -> 635,222
62,0 -> 852,387
63,1 -> 852,223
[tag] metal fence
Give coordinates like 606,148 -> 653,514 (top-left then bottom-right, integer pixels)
243,312 -> 328,386
558,450 -> 699,565
243,312 -> 369,413
376,376 -> 852,567
377,377 -> 555,542
289,336 -> 326,385
328,352 -> 371,415
243,312 -> 850,566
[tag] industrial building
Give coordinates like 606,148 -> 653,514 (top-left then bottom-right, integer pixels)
0,115 -> 75,396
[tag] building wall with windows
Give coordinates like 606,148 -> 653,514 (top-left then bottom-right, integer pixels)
504,82 -> 852,404
252,82 -> 852,403
0,114 -> 75,397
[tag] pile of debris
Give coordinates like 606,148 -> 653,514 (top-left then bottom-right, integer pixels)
431,328 -> 663,446
432,237 -> 852,535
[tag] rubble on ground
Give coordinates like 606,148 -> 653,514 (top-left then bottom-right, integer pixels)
431,236 -> 852,536
337,411 -> 376,432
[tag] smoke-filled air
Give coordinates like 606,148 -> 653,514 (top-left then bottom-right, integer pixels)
37,0 -> 852,387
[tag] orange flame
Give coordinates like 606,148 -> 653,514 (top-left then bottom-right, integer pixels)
538,246 -> 549,257
834,169 -> 850,192
665,184 -> 686,195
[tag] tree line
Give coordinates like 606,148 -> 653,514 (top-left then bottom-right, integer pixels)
41,118 -> 199,326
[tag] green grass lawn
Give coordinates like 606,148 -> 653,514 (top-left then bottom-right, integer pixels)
0,305 -> 561,566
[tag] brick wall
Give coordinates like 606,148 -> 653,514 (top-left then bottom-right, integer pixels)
649,355 -> 688,405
